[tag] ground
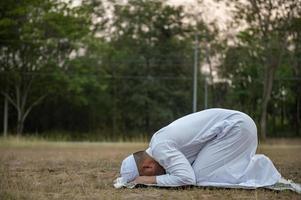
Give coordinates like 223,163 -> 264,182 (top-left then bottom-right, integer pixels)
0,139 -> 300,200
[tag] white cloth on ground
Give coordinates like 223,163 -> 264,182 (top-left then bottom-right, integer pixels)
113,176 -> 301,194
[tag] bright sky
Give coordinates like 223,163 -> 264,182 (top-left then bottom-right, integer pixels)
70,0 -> 234,32
167,0 -> 234,32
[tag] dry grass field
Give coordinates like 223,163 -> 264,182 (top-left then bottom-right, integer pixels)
0,138 -> 300,200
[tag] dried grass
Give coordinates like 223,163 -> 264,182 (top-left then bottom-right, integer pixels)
0,139 -> 300,200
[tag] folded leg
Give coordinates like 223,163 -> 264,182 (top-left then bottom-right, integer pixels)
192,113 -> 281,188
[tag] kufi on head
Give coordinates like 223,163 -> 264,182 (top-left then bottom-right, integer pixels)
120,154 -> 139,183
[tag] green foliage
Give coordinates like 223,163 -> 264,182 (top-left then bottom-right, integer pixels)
219,0 -> 301,136
101,0 -> 195,135
0,0 -> 300,139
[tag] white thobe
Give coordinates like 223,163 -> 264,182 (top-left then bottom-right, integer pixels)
145,108 -> 281,188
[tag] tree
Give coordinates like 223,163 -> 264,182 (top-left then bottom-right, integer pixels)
0,0 -> 91,135
224,0 -> 300,140
287,11 -> 301,136
219,32 -> 263,115
104,0 -> 196,135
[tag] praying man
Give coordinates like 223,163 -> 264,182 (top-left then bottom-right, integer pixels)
119,108 -> 281,188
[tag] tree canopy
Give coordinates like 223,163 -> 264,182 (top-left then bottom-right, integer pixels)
1,0 -> 300,140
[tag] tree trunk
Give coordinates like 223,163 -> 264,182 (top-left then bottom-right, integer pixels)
260,65 -> 276,141
293,69 -> 301,136
144,58 -> 150,134
2,88 -> 46,136
205,33 -> 215,107
271,111 -> 276,137
112,65 -> 117,139
17,117 -> 24,136
292,40 -> 301,136
297,96 -> 300,136
3,95 -> 8,137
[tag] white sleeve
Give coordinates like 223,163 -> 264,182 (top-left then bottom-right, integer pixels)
199,119 -> 239,142
151,141 -> 196,186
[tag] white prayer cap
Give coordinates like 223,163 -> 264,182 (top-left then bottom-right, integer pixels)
120,154 -> 139,183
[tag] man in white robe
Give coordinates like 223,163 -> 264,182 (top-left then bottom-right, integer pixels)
120,108 -> 281,188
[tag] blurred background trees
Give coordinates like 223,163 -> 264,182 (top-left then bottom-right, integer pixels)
0,0 -> 300,140
220,0 -> 301,139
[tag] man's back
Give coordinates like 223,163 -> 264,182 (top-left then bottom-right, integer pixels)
147,108 -> 245,163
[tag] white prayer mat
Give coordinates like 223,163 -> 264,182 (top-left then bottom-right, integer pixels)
113,177 -> 301,194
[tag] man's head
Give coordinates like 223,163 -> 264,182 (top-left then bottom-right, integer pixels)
120,151 -> 165,182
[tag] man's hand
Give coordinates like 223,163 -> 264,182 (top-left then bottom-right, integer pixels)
133,176 -> 156,184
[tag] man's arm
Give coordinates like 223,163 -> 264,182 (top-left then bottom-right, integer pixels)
134,176 -> 156,184
150,141 -> 196,186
